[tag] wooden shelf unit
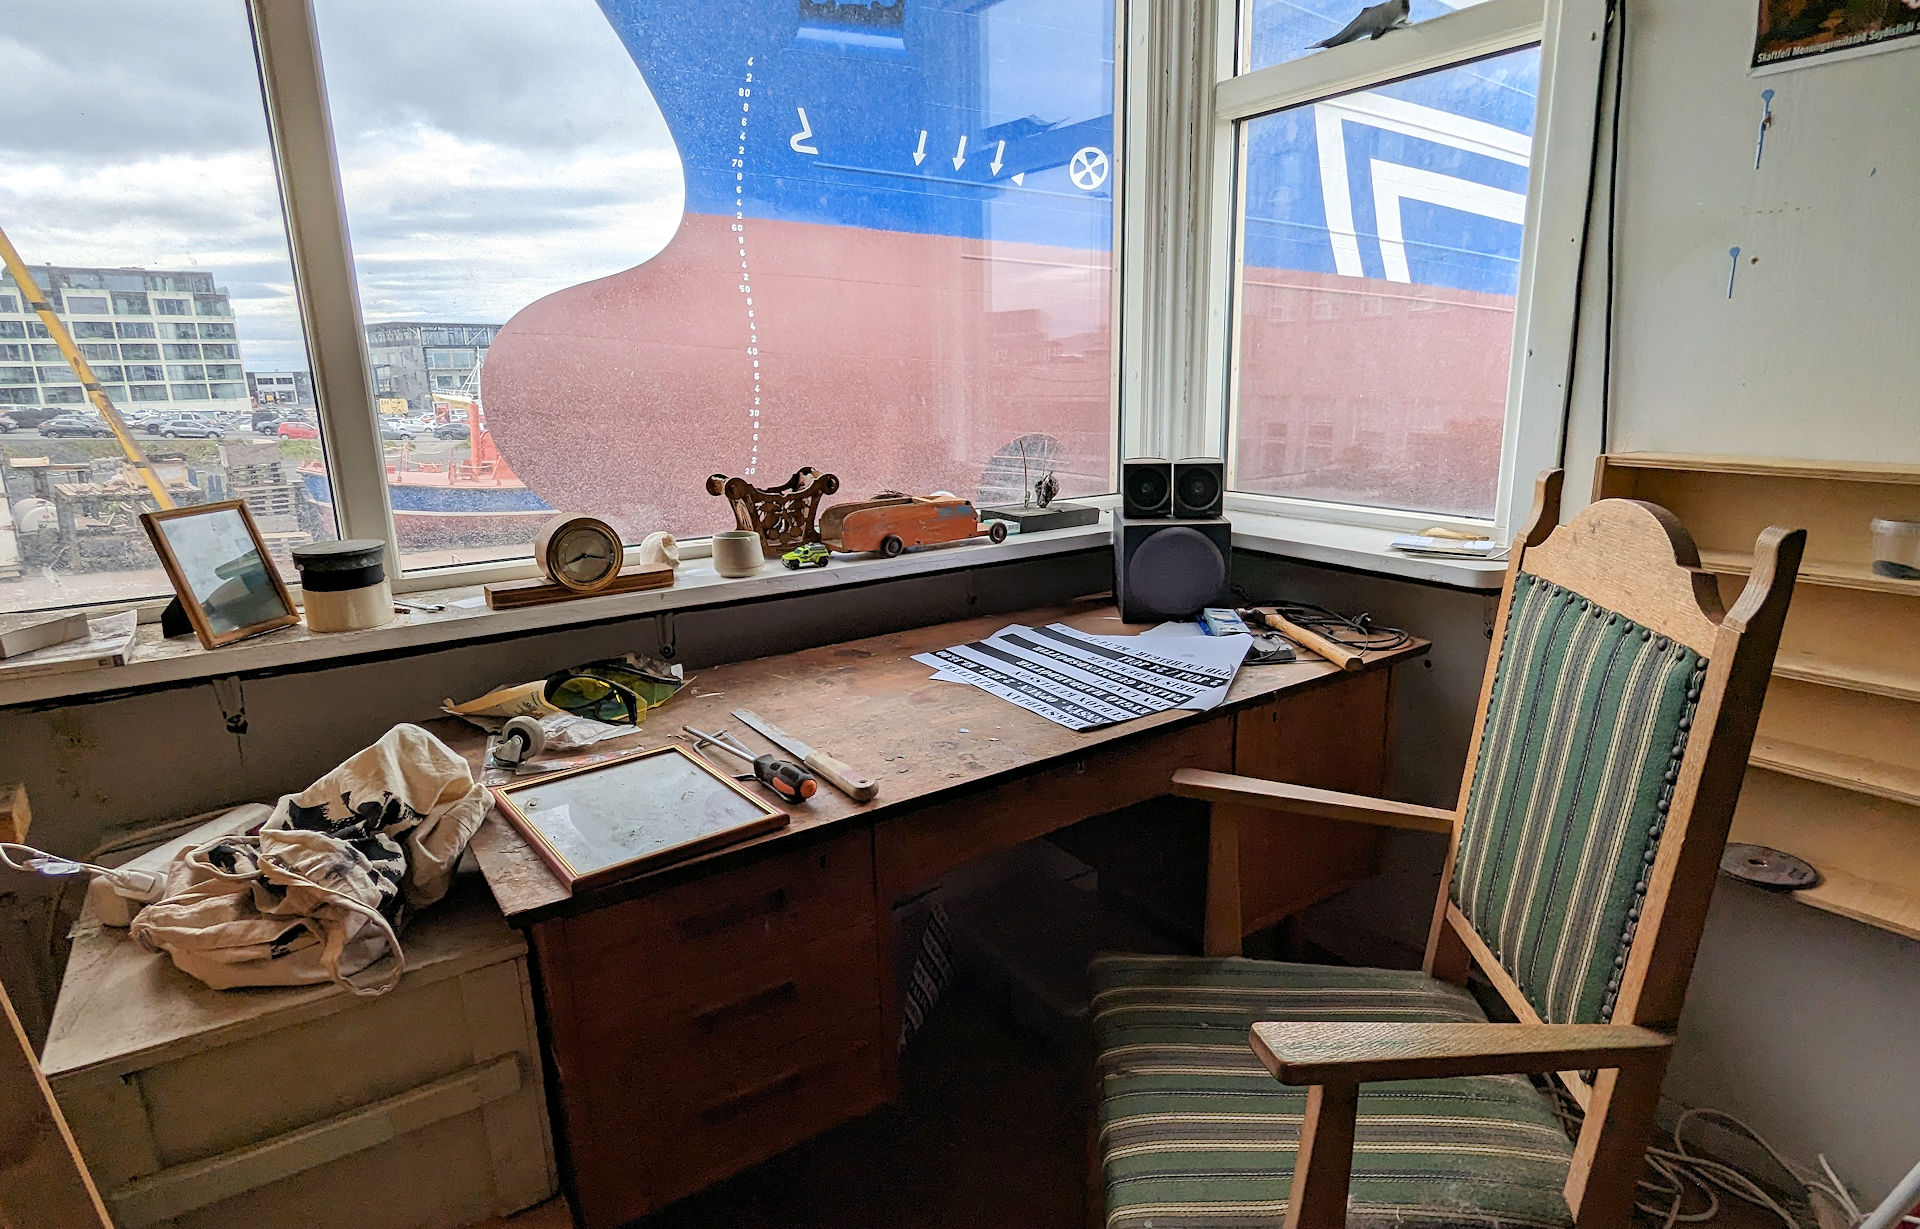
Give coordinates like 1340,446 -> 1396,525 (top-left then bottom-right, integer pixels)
1597,453 -> 1920,940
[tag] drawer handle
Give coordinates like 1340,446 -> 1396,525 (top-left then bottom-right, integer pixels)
693,979 -> 800,1033
677,887 -> 789,940
701,1064 -> 811,1125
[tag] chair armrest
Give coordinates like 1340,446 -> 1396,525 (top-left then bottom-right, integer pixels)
1170,770 -> 1455,834
1250,1021 -> 1673,1086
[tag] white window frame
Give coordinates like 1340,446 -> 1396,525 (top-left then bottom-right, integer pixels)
1123,0 -> 1608,538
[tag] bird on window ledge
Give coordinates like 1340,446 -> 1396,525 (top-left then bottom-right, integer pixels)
1312,0 -> 1412,48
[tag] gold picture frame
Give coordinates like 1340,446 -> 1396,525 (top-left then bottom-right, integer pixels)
140,501 -> 300,649
491,745 -> 789,894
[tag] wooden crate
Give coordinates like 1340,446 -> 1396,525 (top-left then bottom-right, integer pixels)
1596,452 -> 1920,941
40,876 -> 556,1229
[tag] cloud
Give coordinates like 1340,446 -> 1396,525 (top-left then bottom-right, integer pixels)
0,0 -> 683,372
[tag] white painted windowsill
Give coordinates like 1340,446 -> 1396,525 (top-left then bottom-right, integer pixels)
0,519 -> 1114,711
1,503 -> 1504,711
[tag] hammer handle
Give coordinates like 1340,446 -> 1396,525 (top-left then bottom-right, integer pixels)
801,749 -> 879,803
1257,610 -> 1366,673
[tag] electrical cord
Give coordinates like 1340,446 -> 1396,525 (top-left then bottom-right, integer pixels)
1547,1087 -> 1865,1229
1259,600 -> 1413,653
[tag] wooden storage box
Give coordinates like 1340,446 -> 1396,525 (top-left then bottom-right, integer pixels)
40,876 -> 556,1229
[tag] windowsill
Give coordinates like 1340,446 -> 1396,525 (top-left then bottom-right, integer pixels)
1229,506 -> 1508,592
0,516 -> 1113,711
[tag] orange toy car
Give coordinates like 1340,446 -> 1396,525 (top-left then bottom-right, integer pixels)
819,494 -> 1008,557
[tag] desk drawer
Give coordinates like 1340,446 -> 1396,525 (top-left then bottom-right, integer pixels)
646,1021 -> 887,1211
564,829 -> 873,991
620,924 -> 880,1091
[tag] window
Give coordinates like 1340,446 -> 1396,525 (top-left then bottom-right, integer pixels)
0,4 -> 321,616
163,322 -> 200,340
0,388 -> 37,405
210,382 -> 247,399
78,343 -> 118,361
0,294 -> 18,312
164,343 -> 202,360
205,363 -> 244,381
171,384 -> 211,400
166,364 -> 207,381
312,0 -> 1117,571
198,322 -> 237,340
33,344 -> 63,362
202,343 -> 239,359
1206,0 -> 1600,531
0,321 -> 22,338
0,367 -> 33,385
0,344 -> 26,362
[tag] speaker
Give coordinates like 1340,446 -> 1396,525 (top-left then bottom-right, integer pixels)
1173,458 -> 1224,519
1113,517 -> 1232,623
1122,457 -> 1173,518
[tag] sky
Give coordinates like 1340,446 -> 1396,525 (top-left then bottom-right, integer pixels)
0,0 -> 684,373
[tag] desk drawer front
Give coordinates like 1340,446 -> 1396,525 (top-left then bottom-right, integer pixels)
566,829 -> 873,990
647,1022 -> 886,1210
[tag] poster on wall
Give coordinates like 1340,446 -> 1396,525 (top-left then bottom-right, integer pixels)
1754,0 -> 1920,72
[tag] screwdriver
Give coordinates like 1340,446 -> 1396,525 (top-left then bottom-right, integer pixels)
682,725 -> 819,805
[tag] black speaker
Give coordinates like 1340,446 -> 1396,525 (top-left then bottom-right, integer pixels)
1122,457 -> 1172,518
1173,458 -> 1224,519
1113,517 -> 1232,623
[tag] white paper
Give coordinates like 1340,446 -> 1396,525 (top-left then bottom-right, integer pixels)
915,621 -> 1249,731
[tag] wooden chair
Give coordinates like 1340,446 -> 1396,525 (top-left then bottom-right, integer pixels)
1090,472 -> 1804,1229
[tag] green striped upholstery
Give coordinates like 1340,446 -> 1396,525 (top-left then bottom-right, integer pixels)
1451,571 -> 1708,1026
1093,955 -> 1576,1229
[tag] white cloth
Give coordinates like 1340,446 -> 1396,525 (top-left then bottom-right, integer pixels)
130,724 -> 486,995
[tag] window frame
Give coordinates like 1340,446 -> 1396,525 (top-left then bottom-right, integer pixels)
1135,0 -> 1607,538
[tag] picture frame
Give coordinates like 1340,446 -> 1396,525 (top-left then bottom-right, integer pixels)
139,501 -> 301,649
491,745 -> 789,893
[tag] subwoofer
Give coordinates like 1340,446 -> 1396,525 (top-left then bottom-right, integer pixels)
1113,517 -> 1232,623
1122,457 -> 1173,518
1173,458 -> 1224,519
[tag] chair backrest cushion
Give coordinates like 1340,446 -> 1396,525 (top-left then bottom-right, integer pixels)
1451,570 -> 1709,1025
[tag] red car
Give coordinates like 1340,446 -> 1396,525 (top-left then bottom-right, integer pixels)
277,421 -> 319,440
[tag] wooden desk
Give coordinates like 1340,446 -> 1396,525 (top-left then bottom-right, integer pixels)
448,601 -> 1424,1227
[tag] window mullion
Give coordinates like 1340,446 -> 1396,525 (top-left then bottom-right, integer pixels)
248,0 -> 397,565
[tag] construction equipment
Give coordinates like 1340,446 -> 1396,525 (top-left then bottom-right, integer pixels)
0,223 -> 174,510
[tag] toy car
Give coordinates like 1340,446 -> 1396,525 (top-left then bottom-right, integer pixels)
819,493 -> 1008,558
781,542 -> 833,570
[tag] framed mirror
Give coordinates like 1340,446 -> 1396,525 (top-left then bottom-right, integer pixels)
140,501 -> 300,649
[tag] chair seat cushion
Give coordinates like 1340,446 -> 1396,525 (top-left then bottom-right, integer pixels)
1092,954 -> 1576,1229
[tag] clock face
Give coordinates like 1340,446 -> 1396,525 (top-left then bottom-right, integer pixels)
542,518 -> 623,591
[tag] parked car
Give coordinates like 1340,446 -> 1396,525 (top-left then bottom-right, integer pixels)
379,420 -> 431,441
154,418 -> 224,439
8,406 -> 67,430
39,414 -> 113,438
432,420 -> 472,441
277,421 -> 319,440
0,413 -> 17,433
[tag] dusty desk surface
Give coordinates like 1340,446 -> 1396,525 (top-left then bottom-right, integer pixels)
445,600 -> 1426,924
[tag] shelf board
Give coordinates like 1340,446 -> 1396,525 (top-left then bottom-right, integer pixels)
1790,866 -> 1920,943
1750,737 -> 1920,809
1772,649 -> 1920,703
1605,453 -> 1920,485
1698,549 -> 1920,597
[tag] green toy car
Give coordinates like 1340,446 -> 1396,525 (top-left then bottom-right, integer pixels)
781,542 -> 833,570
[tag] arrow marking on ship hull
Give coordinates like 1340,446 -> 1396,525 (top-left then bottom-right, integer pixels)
952,134 -> 968,170
790,107 -> 818,155
1012,172 -> 1025,185
912,130 -> 927,165
990,140 -> 1005,176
